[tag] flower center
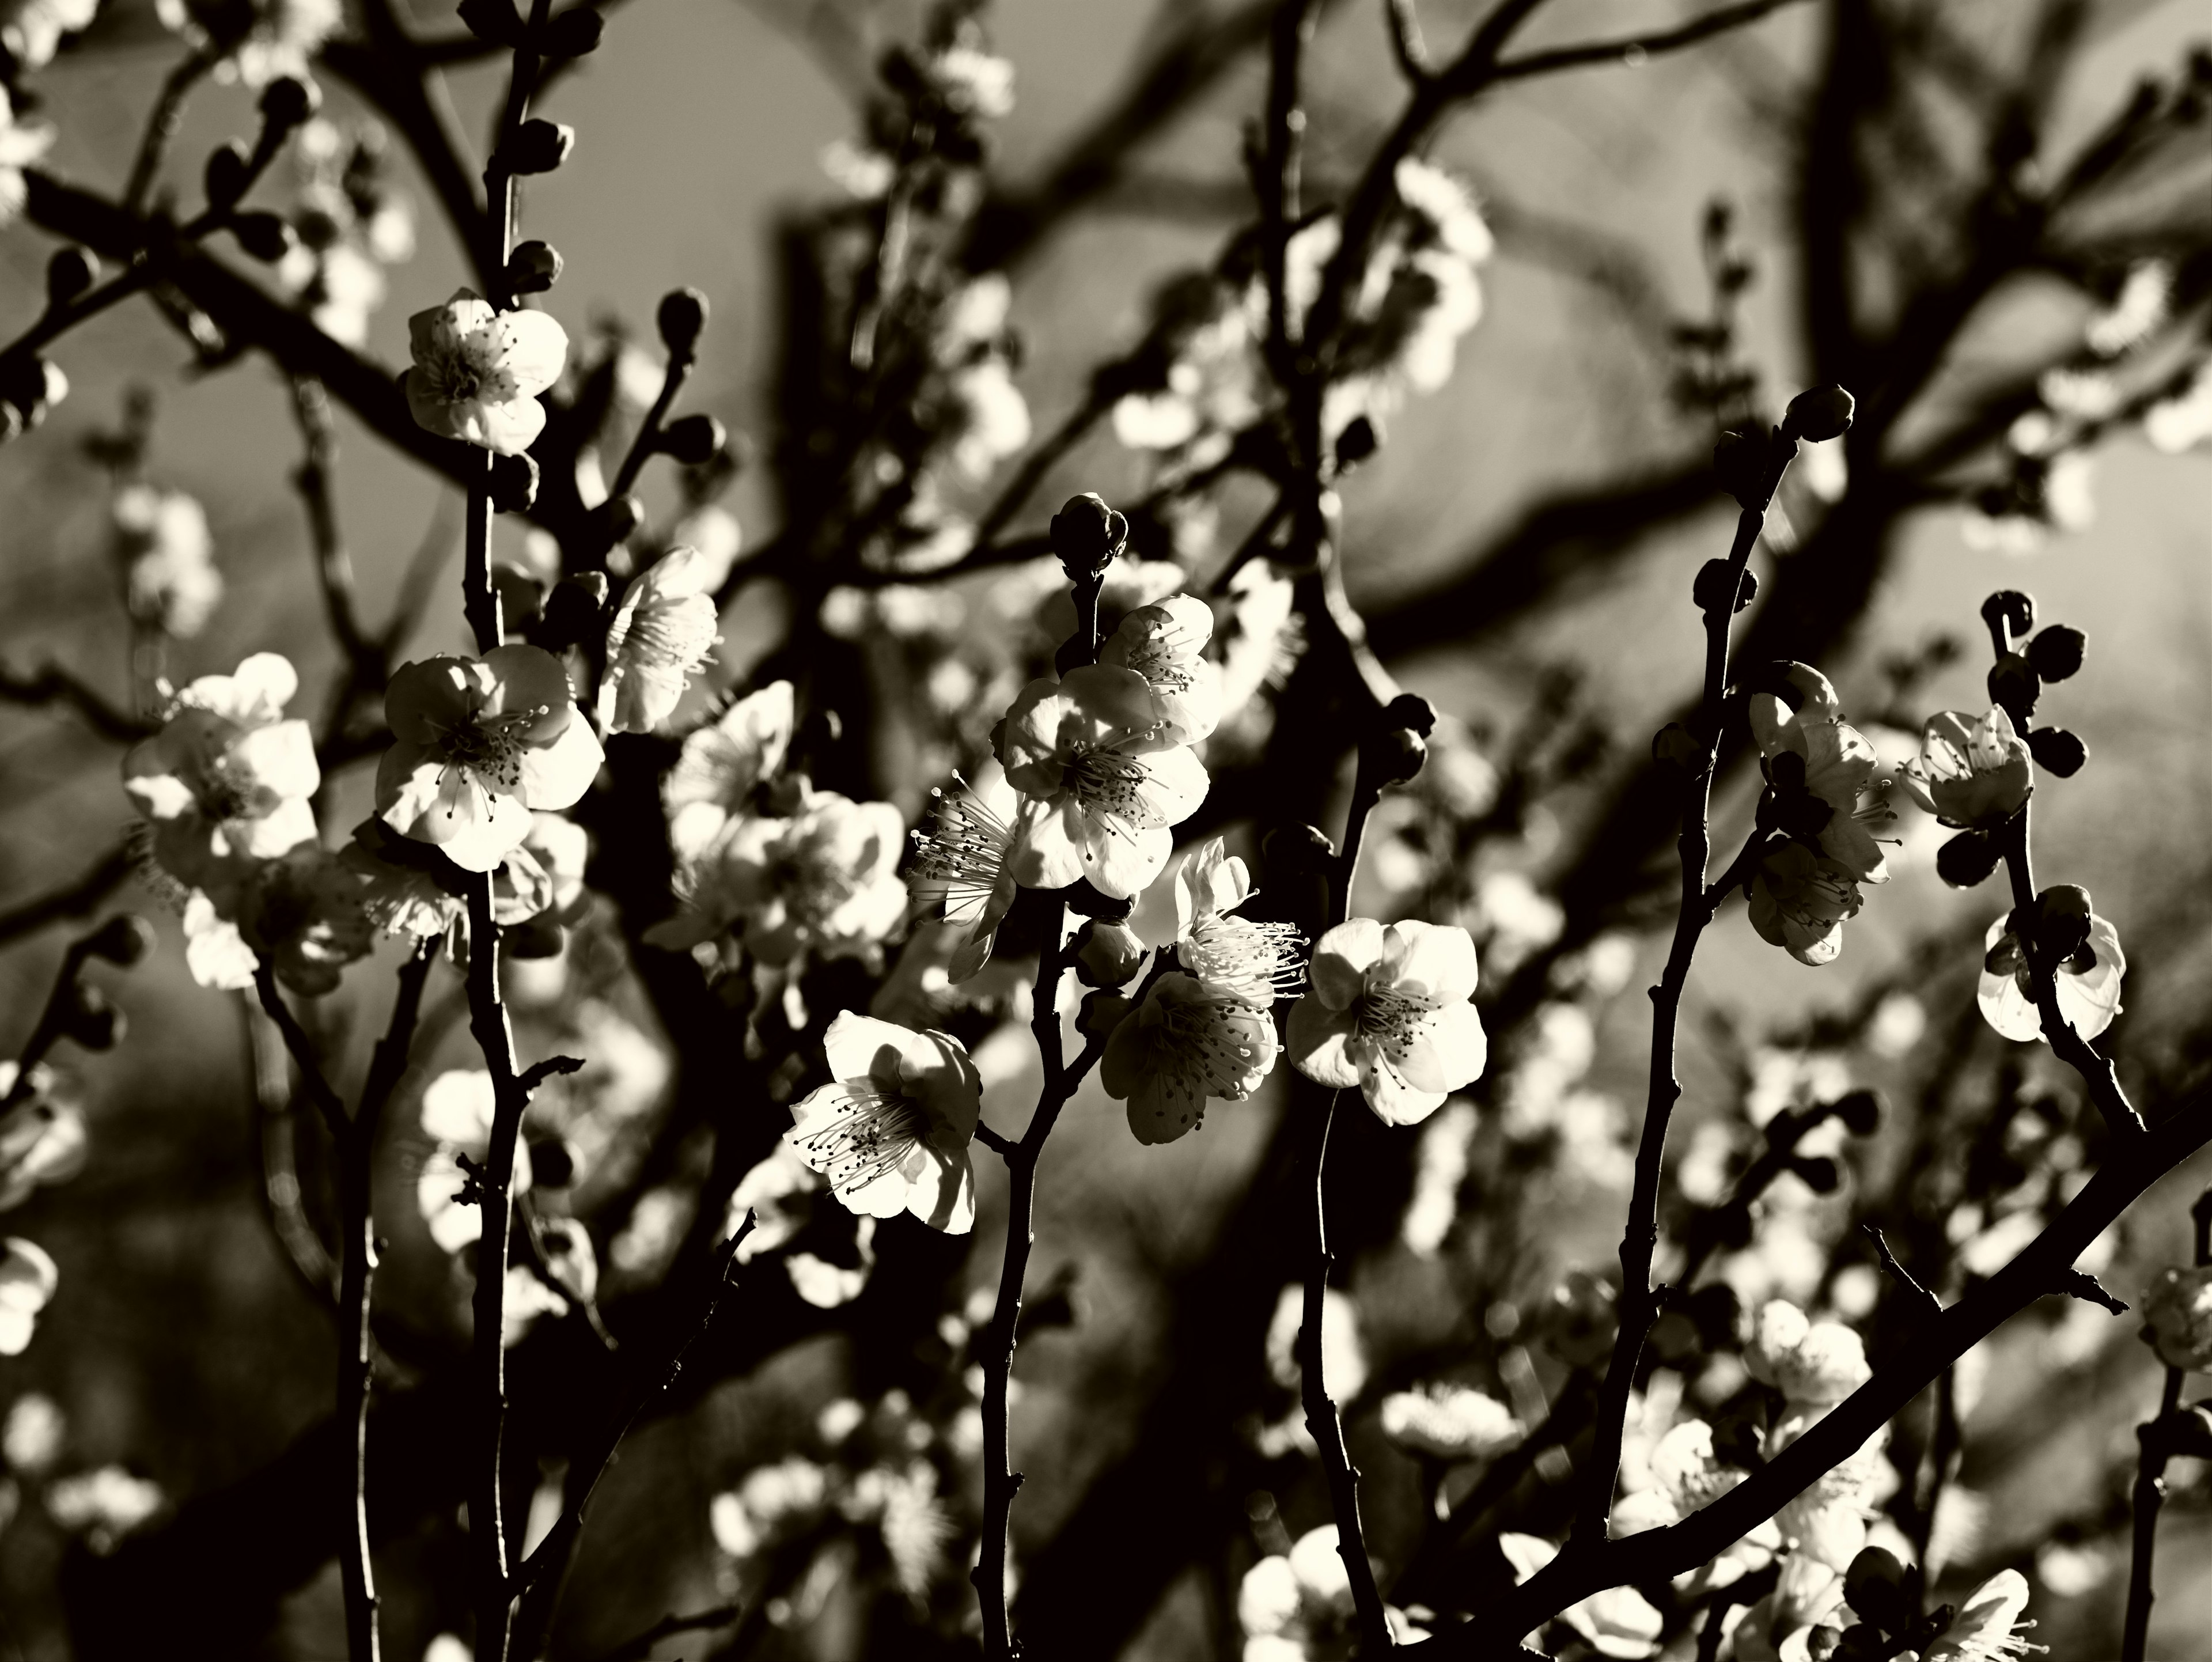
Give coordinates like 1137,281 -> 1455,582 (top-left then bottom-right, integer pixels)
1182,914 -> 1305,1004
439,707 -> 550,793
1353,987 -> 1431,1059
790,1082 -> 923,1197
909,783 -> 1013,926
1062,744 -> 1151,822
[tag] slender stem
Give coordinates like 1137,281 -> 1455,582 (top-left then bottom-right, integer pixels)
1574,461 -> 1786,1554
1907,1364 -> 1959,1585
124,49 -> 216,218
2118,1185 -> 2211,1662
1300,1092 -> 1393,1650
607,348 -> 697,505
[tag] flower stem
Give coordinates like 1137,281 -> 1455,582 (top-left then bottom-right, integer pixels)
2119,1184 -> 2211,1662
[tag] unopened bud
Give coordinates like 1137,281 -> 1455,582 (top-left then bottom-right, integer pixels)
502,120 -> 575,176
47,248 -> 99,310
2028,724 -> 2087,777
1692,558 -> 1757,615
1832,1088 -> 1883,1137
1934,828 -> 2001,889
1782,384 -> 1855,442
66,984 -> 125,1051
543,5 -> 605,56
1980,589 -> 2036,642
230,212 -> 297,264
1713,425 -> 1785,507
83,914 -> 156,968
1050,492 -> 1127,581
1844,1547 -> 1912,1635
1334,415 -> 1378,470
2027,624 -> 2085,682
507,240 -> 564,295
657,286 -> 709,357
488,450 -> 540,515
536,572 -> 611,650
1652,723 -> 1700,770
1986,652 -> 2039,721
204,139 -> 252,211
457,0 -> 526,46
258,75 -> 319,134
596,493 -> 645,547
2031,885 -> 2093,962
658,412 -> 725,466
1072,918 -> 1147,989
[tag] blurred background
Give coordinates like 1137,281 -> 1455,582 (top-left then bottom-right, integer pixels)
0,0 -> 2207,1658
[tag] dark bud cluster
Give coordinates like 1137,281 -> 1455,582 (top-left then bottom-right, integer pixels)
1980,588 -> 2035,644
534,573 -> 611,652
230,211 -> 296,264
204,139 -> 253,213
1980,590 -> 2091,779
257,76 -> 320,137
1936,828 -> 2003,889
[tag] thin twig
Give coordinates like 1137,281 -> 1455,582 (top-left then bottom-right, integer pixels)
1489,0 -> 1810,81
0,665 -> 151,743
124,48 -> 216,218
589,1602 -> 747,1662
251,963 -> 350,1142
0,842 -> 135,948
2119,1184 -> 2212,1662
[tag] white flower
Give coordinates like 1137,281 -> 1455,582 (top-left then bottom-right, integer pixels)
933,44 -> 1014,117
784,1013 -> 980,1233
995,665 -> 1209,899
1238,1524 -> 1427,1657
2,1392 -> 65,1473
1097,593 -> 1221,745
236,843 -> 376,995
114,484 -> 221,639
663,680 -> 793,862
1900,707 -> 2033,828
1,0 -> 98,71
0,1237 -> 57,1356
1498,1532 -> 1662,1659
1978,905 -> 2125,1044
414,1070 -> 532,1254
44,1464 -> 164,1545
1102,972 -> 1281,1145
374,647 -> 604,874
0,87 -> 55,224
1133,838 -> 1304,1005
1746,841 -> 1864,967
1745,1302 -> 1870,1407
949,358 -> 1032,479
2084,261 -> 2169,356
1751,664 -> 1892,884
671,502 -> 745,592
1378,1385 -> 1521,1460
599,547 -> 719,733
0,1065 -> 88,1212
1923,1568 -> 2036,1660
1287,918 -> 1487,1126
907,769 -> 1021,982
123,653 -> 319,906
2145,361 -> 2212,453
1393,156 -> 1494,265
404,290 -> 569,456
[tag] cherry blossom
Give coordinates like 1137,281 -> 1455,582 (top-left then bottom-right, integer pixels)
114,484 -> 221,639
1747,841 -> 1864,967
1287,918 -> 1487,1126
1102,972 -> 1280,1145
404,290 -> 569,456
599,546 -> 720,734
1922,1568 -> 2037,1660
784,1013 -> 980,1233
1499,1531 -> 1662,1659
1378,1384 -> 1521,1461
1752,664 -> 1893,884
0,0 -> 97,71
0,1064 -> 87,1212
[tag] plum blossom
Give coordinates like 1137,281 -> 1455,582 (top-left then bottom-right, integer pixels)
1,1065 -> 87,1212
649,787 -> 905,965
663,680 -> 793,861
1978,898 -> 2125,1044
114,484 -> 221,639
599,546 -> 719,733
2140,1264 -> 2212,1371
1,0 -> 98,71
1900,708 -> 2033,828
1922,1568 -> 2037,1660
0,1237 -> 57,1356
235,843 -> 376,994
1499,1531 -> 1661,1659
1132,838 -> 1304,1006
995,665 -> 1209,899
1747,1302 -> 1872,1407
1287,918 -> 1487,1126
404,290 -> 569,455
415,1069 -> 531,1254
907,770 -> 1021,982
1097,593 -> 1221,745
124,653 -> 319,903
1103,972 -> 1281,1145
1378,1384 -> 1521,1461
1751,664 -> 1893,885
784,1013 -> 980,1233
1238,1524 -> 1423,1659
44,1464 -> 164,1550
1747,841 -> 1863,967
0,87 -> 54,225
376,647 -> 604,873
156,0 -> 341,86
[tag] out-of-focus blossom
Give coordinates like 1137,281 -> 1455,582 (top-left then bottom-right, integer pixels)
1,0 -> 97,70
2084,262 -> 2170,357
1401,1100 -> 1475,1256
404,290 -> 569,455
649,786 -> 905,965
599,546 -> 719,733
1900,708 -> 2033,828
114,484 -> 221,639
0,1237 -> 57,1355
1288,918 -> 1487,1126
1747,1302 -> 1871,1407
1103,972 -> 1279,1145
671,502 -> 744,592
663,680 -> 793,861
124,653 -> 318,903
2140,1264 -> 2212,1371
415,1069 -> 531,1254
1499,1532 -> 1662,1658
710,1455 -> 831,1562
1098,593 -> 1221,746
1922,1568 -> 2036,1660
1379,1384 -> 1520,1461
820,137 -> 893,199
995,665 -> 1208,898
2145,361 -> 2212,453
949,358 -> 1031,479
1978,903 -> 2125,1044
44,1464 -> 163,1550
907,770 -> 1020,982
2,1392 -> 64,1473
932,43 -> 1014,118
501,1262 -> 567,1347
1265,1282 -> 1367,1402
376,648 -> 603,873
845,1459 -> 951,1597
236,843 -> 376,994
1237,1524 -> 1427,1657
0,1065 -> 88,1212
785,1013 -> 980,1233
157,0 -> 340,85
0,86 -> 55,224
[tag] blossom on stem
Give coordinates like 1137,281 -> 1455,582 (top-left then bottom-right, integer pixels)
1239,1524 -> 1425,1659
1132,837 -> 1303,1005
115,484 -> 222,639
662,680 -> 793,862
1102,972 -> 1280,1145
994,665 -> 1208,899
0,87 -> 54,225
375,646 -> 603,873
907,770 -> 1021,982
1922,1568 -> 2036,1660
783,1013 -> 979,1233
1097,593 -> 1221,745
1287,918 -> 1487,1126
123,652 -> 319,904
1752,664 -> 1893,884
1900,707 -> 2033,828
1746,841 -> 1863,967
403,289 -> 569,455
1978,898 -> 2125,1044
599,546 -> 719,734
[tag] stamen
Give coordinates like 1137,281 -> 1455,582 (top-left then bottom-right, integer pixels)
790,1082 -> 923,1198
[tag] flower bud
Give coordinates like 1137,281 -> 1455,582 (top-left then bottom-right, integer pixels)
1844,1547 -> 1912,1636
488,450 -> 540,515
0,354 -> 65,434
1980,589 -> 2036,642
1651,722 -> 1700,770
1692,557 -> 1757,615
47,248 -> 99,310
1986,652 -> 2039,722
1791,1154 -> 1840,1194
658,412 -> 726,466
230,212 -> 297,264
543,5 -> 605,56
2027,725 -> 2086,777
1072,918 -> 1146,989
457,0 -> 526,46
1077,989 -> 1130,1042
1831,1088 -> 1882,1137
2140,1265 -> 2212,1371
204,139 -> 252,211
1049,491 -> 1126,582
65,984 -> 125,1051
657,286 -> 709,357
83,914 -> 157,968
1334,415 -> 1378,470
258,76 -> 320,135
596,493 -> 645,547
2027,624 -> 2085,682
1782,384 -> 1855,442
1713,425 -> 1785,507
506,240 -> 564,295
1934,828 -> 2001,889
536,571 -> 611,650
502,120 -> 575,176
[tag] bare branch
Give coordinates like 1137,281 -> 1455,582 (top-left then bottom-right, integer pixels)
1490,0 -> 1811,82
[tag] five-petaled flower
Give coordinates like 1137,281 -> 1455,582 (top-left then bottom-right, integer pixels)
1133,837 -> 1303,1006
404,289 -> 569,455
784,1013 -> 980,1233
1287,918 -> 1487,1126
994,664 -> 1207,899
1978,888 -> 2125,1043
123,652 -> 319,906
376,646 -> 604,873
1747,841 -> 1864,967
599,546 -> 720,734
662,680 -> 793,862
1096,592 -> 1221,745
1102,972 -> 1280,1145
1901,706 -> 2034,828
